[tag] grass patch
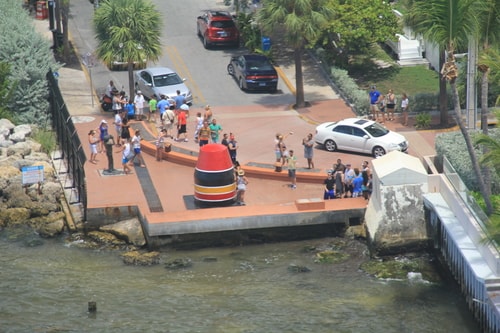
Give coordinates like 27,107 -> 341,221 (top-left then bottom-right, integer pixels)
348,44 -> 440,96
32,128 -> 57,154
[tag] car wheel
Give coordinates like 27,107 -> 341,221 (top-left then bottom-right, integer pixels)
238,77 -> 245,91
227,64 -> 234,76
324,139 -> 337,152
197,25 -> 201,37
372,146 -> 386,158
203,35 -> 211,49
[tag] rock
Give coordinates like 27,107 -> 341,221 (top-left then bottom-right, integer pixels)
314,250 -> 350,264
87,230 -> 127,247
11,124 -> 32,142
165,258 -> 192,269
121,250 -> 160,266
0,207 -> 31,227
7,141 -> 31,157
288,264 -> 311,273
100,218 -> 146,247
31,211 -> 66,237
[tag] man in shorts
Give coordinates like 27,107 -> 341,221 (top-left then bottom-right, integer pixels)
369,85 -> 381,122
174,108 -> 188,142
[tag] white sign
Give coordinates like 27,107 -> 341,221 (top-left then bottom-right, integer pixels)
22,165 -> 44,185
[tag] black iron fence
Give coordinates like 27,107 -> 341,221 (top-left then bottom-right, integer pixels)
46,70 -> 87,221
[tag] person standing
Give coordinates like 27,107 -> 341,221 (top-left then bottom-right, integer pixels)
286,149 -> 297,189
333,158 -> 345,173
112,89 -> 125,114
401,93 -> 409,126
133,90 -> 145,121
174,107 -> 188,142
113,110 -> 123,146
302,133 -> 315,169
88,130 -> 99,164
378,94 -> 386,123
131,129 -> 145,167
369,85 -> 381,122
236,169 -> 249,206
228,133 -> 238,164
343,163 -> 355,198
120,112 -> 131,143
352,168 -> 364,198
334,169 -> 344,198
204,105 -> 213,123
157,95 -> 170,126
209,118 -> 222,143
117,138 -> 133,175
386,89 -> 396,121
162,107 -> 176,138
198,121 -> 211,147
148,95 -> 157,123
173,90 -> 186,111
221,133 -> 229,147
98,119 -> 108,154
323,171 -> 335,200
194,112 -> 203,142
155,129 -> 168,162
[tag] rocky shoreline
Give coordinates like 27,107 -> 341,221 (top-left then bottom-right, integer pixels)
0,118 -> 157,264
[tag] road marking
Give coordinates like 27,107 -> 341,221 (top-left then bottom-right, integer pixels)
165,46 -> 205,106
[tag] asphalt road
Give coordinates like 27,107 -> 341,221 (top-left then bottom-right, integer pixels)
69,0 -> 294,107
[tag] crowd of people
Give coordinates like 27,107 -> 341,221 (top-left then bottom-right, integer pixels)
90,81 -> 375,201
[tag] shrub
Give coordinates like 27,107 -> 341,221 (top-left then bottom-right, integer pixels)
0,0 -> 59,126
328,66 -> 370,115
32,127 -> 57,155
435,128 -> 500,194
414,112 -> 431,129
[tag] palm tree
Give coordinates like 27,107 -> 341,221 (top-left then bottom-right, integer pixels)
257,0 -> 334,109
406,0 -> 493,215
93,0 -> 162,100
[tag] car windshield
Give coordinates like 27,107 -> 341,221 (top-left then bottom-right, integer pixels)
363,122 -> 389,137
246,59 -> 274,71
153,73 -> 183,87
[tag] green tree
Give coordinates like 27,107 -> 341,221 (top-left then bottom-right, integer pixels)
408,0 -> 493,215
323,0 -> 400,65
257,0 -> 335,108
93,0 -> 162,100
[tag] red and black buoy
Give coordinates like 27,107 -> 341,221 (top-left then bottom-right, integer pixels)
194,144 -> 236,206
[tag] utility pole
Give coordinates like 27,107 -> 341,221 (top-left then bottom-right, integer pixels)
466,37 -> 477,129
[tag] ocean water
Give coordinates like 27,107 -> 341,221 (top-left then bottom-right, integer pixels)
0,231 -> 480,333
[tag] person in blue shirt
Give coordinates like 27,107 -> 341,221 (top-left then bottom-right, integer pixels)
156,95 -> 170,126
352,168 -> 364,198
369,85 -> 381,122
124,99 -> 135,120
173,90 -> 186,111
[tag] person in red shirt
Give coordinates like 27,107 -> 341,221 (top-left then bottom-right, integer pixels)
174,109 -> 188,142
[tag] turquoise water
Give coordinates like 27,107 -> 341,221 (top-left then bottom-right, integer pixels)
0,231 -> 480,333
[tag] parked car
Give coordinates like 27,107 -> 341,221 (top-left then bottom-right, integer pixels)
197,10 -> 240,49
134,67 -> 193,104
227,54 -> 278,92
314,118 -> 409,158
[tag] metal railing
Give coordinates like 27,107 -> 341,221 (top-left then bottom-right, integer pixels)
46,70 -> 87,221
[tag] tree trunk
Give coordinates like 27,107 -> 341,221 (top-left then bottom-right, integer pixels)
451,80 -> 493,215
294,47 -> 305,109
128,62 -> 135,102
439,50 -> 449,126
479,66 -> 491,197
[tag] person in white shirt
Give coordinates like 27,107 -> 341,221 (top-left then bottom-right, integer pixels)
133,90 -> 145,121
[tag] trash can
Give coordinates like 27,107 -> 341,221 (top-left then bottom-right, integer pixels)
36,1 -> 48,20
261,36 -> 271,52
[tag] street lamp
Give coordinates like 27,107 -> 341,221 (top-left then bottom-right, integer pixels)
82,52 -> 96,108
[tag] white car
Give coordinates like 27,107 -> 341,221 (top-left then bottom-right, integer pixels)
315,118 -> 409,158
134,67 -> 193,104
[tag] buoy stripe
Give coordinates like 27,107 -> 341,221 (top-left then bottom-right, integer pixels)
194,192 -> 237,202
194,183 -> 236,194
195,166 -> 234,173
